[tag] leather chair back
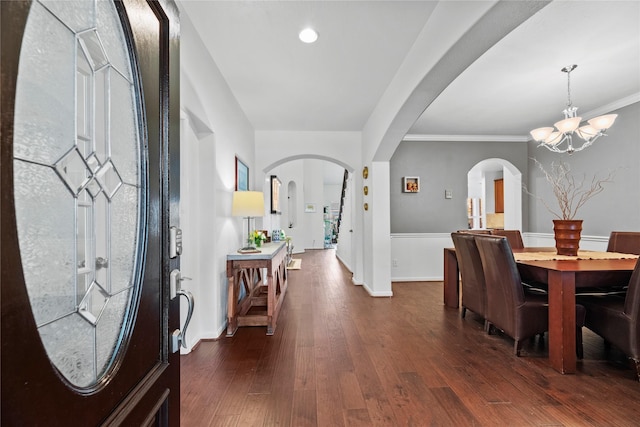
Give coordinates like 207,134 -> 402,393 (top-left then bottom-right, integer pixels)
451,232 -> 487,319
475,235 -> 525,338
490,229 -> 524,249
607,231 -> 640,255
624,261 -> 640,325
475,234 -> 549,353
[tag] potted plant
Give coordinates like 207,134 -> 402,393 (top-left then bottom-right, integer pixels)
251,230 -> 267,248
526,159 -> 615,255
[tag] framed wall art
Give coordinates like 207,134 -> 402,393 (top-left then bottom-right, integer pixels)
270,175 -> 282,214
403,176 -> 420,193
235,156 -> 249,191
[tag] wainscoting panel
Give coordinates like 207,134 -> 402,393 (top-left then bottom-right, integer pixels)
391,232 -> 609,282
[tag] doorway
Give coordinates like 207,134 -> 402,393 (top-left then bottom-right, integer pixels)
467,158 -> 522,231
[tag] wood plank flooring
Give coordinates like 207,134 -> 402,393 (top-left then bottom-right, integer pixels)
180,249 -> 640,426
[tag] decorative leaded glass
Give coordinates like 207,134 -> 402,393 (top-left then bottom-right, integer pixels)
13,0 -> 146,390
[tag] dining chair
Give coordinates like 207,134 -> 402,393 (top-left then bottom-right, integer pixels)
475,234 -> 585,357
575,231 -> 640,296
578,259 -> 640,381
451,232 -> 488,330
490,229 -> 525,249
607,231 -> 640,255
456,229 -> 491,234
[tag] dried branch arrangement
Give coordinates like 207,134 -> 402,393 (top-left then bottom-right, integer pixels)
525,158 -> 615,220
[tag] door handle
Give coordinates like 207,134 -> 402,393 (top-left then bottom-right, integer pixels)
177,288 -> 194,349
170,269 -> 195,352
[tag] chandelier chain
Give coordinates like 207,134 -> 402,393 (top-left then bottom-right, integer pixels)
566,69 -> 572,108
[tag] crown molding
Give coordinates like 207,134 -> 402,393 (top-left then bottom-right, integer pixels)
404,92 -> 640,144
402,134 -> 529,143
581,92 -> 640,120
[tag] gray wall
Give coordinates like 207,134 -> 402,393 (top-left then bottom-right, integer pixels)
390,102 -> 640,236
526,101 -> 640,236
390,140 -> 528,233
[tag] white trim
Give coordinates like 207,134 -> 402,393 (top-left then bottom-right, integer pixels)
402,134 -> 529,143
391,232 -> 451,239
581,93 -> 640,120
393,276 -> 441,282
336,252 -> 353,274
524,232 -> 608,244
363,282 -> 393,297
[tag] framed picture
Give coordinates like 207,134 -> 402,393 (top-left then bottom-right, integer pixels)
304,203 -> 316,213
403,176 -> 420,193
270,175 -> 282,214
235,156 -> 248,191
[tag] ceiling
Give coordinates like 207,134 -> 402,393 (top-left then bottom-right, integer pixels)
178,0 -> 640,140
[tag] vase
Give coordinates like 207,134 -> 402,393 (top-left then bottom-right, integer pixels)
255,239 -> 262,248
553,219 -> 583,256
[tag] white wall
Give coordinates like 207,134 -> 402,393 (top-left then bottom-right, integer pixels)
179,12 -> 255,348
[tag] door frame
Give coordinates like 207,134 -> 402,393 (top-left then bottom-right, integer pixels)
1,0 -> 181,424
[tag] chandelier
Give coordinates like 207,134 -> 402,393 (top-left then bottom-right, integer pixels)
530,64 -> 617,154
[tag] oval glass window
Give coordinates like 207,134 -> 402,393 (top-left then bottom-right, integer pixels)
13,0 -> 146,390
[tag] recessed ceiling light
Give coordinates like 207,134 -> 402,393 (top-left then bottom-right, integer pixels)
299,28 -> 318,44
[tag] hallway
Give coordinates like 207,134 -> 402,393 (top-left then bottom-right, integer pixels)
180,249 -> 640,426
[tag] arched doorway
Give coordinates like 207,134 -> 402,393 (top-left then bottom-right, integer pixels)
467,158 -> 522,231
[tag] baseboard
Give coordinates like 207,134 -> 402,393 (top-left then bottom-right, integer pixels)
362,282 -> 393,297
391,276 -> 441,282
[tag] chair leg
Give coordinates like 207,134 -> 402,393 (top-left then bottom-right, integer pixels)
461,307 -> 467,318
514,340 -> 521,357
483,319 -> 489,333
576,326 -> 584,359
632,359 -> 640,382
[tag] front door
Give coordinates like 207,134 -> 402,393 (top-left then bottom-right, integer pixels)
1,0 -> 181,425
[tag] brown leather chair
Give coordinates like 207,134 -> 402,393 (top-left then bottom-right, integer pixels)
490,229 -> 524,249
578,259 -> 640,381
451,232 -> 487,330
475,234 -> 585,357
456,229 -> 491,235
607,231 -> 640,255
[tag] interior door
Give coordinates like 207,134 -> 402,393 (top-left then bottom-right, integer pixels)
1,0 -> 181,425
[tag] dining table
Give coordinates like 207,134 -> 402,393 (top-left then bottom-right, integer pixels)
443,246 -> 638,374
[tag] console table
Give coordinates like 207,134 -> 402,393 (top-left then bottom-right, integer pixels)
226,241 -> 288,336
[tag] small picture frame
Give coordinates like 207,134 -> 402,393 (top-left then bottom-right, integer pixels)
304,203 -> 316,213
235,156 -> 249,191
403,176 -> 420,193
270,175 -> 282,214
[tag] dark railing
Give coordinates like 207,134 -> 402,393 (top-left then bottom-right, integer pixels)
334,169 -> 348,243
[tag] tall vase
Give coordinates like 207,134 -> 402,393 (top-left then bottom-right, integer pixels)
553,219 -> 583,256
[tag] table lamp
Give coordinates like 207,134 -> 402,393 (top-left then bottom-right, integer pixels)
232,191 -> 265,251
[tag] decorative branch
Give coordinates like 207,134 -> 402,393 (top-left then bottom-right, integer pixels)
523,158 -> 615,220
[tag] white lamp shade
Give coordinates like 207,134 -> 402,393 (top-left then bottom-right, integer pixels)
544,132 -> 562,145
232,191 -> 265,217
576,124 -> 598,140
554,116 -> 582,133
588,114 -> 617,130
530,127 -> 554,142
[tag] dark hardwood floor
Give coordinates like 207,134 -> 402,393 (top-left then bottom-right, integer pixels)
180,249 -> 640,426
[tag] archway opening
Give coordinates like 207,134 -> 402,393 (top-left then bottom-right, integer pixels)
467,158 -> 522,231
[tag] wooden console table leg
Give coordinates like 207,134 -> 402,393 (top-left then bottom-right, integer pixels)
226,266 -> 239,337
266,271 -> 275,335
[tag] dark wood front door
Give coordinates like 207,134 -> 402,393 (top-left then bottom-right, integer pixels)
1,0 -> 181,425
